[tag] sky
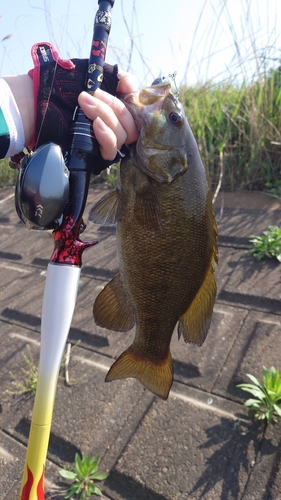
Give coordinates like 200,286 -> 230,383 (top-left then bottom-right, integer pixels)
1,0 -> 281,87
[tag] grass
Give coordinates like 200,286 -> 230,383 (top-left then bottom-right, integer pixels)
0,158 -> 18,188
182,65 -> 281,193
92,1 -> 281,195
97,61 -> 281,194
7,342 -> 83,396
237,366 -> 281,423
247,226 -> 281,262
59,453 -> 109,499
7,346 -> 38,395
1,2 -> 281,197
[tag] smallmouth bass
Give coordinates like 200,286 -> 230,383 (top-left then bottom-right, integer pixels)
89,81 -> 218,400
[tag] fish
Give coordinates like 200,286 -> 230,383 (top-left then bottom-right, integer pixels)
89,80 -> 218,400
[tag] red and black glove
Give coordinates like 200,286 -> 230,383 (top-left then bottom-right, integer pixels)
28,42 -> 119,175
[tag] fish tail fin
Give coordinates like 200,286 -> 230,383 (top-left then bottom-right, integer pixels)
105,346 -> 173,400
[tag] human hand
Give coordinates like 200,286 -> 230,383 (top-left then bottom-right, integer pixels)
20,42 -> 140,172
78,71 -> 140,162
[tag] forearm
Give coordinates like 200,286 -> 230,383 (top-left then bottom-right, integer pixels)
3,75 -> 34,148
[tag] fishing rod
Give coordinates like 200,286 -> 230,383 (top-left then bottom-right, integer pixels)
18,1 -> 115,498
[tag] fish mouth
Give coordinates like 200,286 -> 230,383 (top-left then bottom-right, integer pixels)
122,83 -> 171,106
146,149 -> 169,157
145,145 -> 173,155
144,144 -> 185,155
138,85 -> 171,106
119,83 -> 171,126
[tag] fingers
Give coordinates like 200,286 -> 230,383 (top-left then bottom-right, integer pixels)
93,116 -> 119,161
78,72 -> 139,162
117,70 -> 138,94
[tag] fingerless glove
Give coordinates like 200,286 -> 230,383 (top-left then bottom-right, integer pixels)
28,42 -> 119,174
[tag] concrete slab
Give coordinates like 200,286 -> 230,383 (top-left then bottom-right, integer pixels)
215,246 -> 241,295
213,310 -> 281,403
1,329 -> 151,465
0,429 -> 80,500
0,429 -> 111,500
171,304 -> 248,392
0,431 -> 26,499
103,382 -> 261,500
0,267 -> 45,330
242,421 -> 281,500
214,191 -> 281,240
50,347 -> 152,466
219,251 -> 281,314
1,187 -> 281,499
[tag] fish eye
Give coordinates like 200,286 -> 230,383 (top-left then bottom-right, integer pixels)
169,112 -> 182,126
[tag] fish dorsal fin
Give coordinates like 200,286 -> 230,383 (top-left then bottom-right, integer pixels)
89,189 -> 118,225
93,271 -> 135,332
178,256 -> 217,346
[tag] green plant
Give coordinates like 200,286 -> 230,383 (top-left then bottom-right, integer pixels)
59,453 -> 109,499
7,346 -> 38,395
182,56 -> 281,193
247,226 -> 281,261
237,366 -> 281,422
0,158 -> 18,187
265,179 -> 281,198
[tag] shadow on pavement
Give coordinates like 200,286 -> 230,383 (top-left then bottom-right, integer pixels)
104,470 -> 168,500
15,417 -> 81,463
1,307 -> 109,348
262,437 -> 281,500
189,418 -> 276,500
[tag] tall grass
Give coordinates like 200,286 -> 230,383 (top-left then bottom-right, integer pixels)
1,1 -> 281,194
100,0 -> 281,194
99,62 -> 281,194
183,63 -> 281,192
1,68 -> 280,194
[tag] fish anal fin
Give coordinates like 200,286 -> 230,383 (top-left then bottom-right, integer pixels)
93,271 -> 135,332
89,189 -> 118,225
105,346 -> 173,400
178,256 -> 217,346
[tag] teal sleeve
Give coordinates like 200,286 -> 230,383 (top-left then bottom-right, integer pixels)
0,78 -> 25,159
0,106 -> 10,158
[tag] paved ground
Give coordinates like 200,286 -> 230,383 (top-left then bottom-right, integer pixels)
1,185 -> 281,500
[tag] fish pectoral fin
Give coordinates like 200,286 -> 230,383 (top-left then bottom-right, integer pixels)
93,271 -> 135,331
105,346 -> 173,400
134,174 -> 162,230
88,188 -> 118,225
178,256 -> 217,346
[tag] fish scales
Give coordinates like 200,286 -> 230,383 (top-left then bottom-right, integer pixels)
118,164 -> 211,351
89,81 -> 217,400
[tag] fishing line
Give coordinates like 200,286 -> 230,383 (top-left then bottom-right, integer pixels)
35,0 -> 72,149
